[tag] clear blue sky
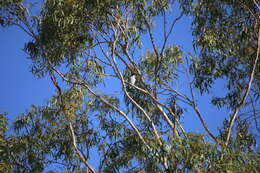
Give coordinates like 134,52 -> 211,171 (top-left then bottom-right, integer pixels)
0,26 -> 54,121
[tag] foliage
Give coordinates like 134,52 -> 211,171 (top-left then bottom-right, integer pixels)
1,0 -> 259,172
190,0 -> 260,103
188,0 -> 260,149
0,0 -> 25,27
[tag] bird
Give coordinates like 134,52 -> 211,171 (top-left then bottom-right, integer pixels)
130,74 -> 136,85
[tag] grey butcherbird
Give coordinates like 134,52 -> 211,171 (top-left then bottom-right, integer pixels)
130,74 -> 136,85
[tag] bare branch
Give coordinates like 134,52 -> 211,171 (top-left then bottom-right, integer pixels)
12,22 -> 34,38
68,122 -> 96,173
142,13 -> 160,59
161,82 -> 194,105
225,26 -> 260,146
109,22 -> 163,146
184,60 -> 219,144
160,12 -> 184,55
121,48 -> 181,134
253,0 -> 260,11
50,75 -> 96,173
51,68 -> 150,149
125,81 -> 186,137
163,10 -> 167,43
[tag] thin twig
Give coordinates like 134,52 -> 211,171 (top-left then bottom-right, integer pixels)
185,59 -> 219,144
142,13 -> 160,59
160,12 -> 184,55
249,94 -> 260,132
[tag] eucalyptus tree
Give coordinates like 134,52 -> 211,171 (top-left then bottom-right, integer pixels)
0,0 -> 259,173
189,0 -> 260,146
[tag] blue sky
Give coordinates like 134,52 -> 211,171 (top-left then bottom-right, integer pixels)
0,26 -> 53,121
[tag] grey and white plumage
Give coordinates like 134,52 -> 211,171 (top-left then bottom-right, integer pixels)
130,75 -> 136,85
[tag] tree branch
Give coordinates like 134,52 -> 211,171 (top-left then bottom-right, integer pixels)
225,26 -> 260,146
109,23 -> 163,146
125,80 -> 186,137
51,68 -> 150,149
50,75 -> 96,173
185,60 -> 219,144
160,12 -> 184,55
